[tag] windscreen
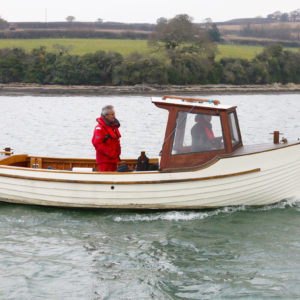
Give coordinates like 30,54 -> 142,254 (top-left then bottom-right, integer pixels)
172,111 -> 224,155
228,112 -> 241,147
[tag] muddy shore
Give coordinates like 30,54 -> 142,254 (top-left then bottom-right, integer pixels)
1,83 -> 300,96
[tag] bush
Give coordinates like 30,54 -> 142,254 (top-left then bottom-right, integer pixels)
0,48 -> 26,82
116,53 -> 168,85
167,52 -> 213,84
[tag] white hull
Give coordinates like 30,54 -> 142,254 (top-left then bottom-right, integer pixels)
1,144 -> 300,209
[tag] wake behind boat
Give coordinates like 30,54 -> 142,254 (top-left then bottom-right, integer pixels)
1,96 -> 300,209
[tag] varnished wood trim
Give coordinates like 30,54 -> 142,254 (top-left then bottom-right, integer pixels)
29,156 -> 96,162
0,154 -> 28,166
0,164 -> 160,175
0,168 -> 260,184
161,155 -> 221,173
0,151 -> 13,155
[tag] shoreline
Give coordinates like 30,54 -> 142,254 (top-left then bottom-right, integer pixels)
1,83 -> 300,96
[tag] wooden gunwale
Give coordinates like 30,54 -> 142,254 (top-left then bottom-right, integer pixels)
0,168 -> 261,184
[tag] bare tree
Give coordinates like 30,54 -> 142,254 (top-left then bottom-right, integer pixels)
66,16 -> 75,22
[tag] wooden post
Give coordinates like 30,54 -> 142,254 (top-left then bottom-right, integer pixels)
273,131 -> 280,144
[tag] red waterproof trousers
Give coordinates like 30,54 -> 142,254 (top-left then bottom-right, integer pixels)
98,163 -> 118,172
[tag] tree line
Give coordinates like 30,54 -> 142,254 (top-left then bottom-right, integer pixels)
0,14 -> 300,85
1,44 -> 300,85
267,9 -> 300,22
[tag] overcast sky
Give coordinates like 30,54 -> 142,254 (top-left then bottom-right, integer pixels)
1,0 -> 300,23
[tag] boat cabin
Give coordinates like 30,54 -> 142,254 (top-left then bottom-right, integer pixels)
153,96 -> 243,171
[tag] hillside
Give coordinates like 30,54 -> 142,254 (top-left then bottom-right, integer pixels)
217,21 -> 300,46
1,9 -> 300,46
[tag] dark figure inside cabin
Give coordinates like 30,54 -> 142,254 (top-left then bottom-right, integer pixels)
191,114 -> 218,152
92,105 -> 121,172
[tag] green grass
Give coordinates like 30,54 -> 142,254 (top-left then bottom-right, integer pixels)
216,44 -> 264,60
0,38 -> 150,56
0,38 -> 298,60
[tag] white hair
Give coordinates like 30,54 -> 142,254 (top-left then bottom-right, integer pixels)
102,105 -> 114,116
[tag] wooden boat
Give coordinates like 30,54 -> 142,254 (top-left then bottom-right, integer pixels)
1,96 -> 300,209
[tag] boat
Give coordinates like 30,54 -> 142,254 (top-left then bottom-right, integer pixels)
1,95 -> 300,209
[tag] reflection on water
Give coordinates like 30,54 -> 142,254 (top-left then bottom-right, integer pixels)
1,94 -> 300,299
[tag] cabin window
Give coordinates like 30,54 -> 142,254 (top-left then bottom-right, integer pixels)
172,111 -> 224,155
228,112 -> 240,147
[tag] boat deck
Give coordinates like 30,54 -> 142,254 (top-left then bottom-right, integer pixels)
230,142 -> 300,157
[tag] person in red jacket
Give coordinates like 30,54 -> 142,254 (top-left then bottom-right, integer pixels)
92,105 -> 121,172
191,114 -> 216,152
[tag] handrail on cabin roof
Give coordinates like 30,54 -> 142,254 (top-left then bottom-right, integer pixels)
162,95 -> 221,106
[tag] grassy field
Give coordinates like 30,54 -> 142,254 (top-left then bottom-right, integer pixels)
216,44 -> 263,60
0,39 -> 150,56
0,38 -> 298,60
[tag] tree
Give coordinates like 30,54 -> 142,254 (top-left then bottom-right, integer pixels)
207,23 -> 221,42
23,47 -> 56,84
256,45 -> 284,83
280,13 -> 289,22
66,16 -> 75,22
167,51 -> 213,84
149,14 -> 202,50
81,51 -> 123,85
290,9 -> 300,22
0,16 -> 8,29
0,48 -> 26,83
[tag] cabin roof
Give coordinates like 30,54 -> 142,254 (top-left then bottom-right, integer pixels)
152,97 -> 236,111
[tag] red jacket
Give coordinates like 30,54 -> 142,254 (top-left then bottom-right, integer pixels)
198,120 -> 215,140
92,116 -> 121,164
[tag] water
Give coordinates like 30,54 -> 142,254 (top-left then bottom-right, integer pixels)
1,94 -> 300,299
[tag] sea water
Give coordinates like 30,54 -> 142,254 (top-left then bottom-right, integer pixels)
0,94 -> 300,299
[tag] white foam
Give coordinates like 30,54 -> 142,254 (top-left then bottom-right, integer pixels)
256,198 -> 300,211
113,206 -> 247,223
113,199 -> 300,223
